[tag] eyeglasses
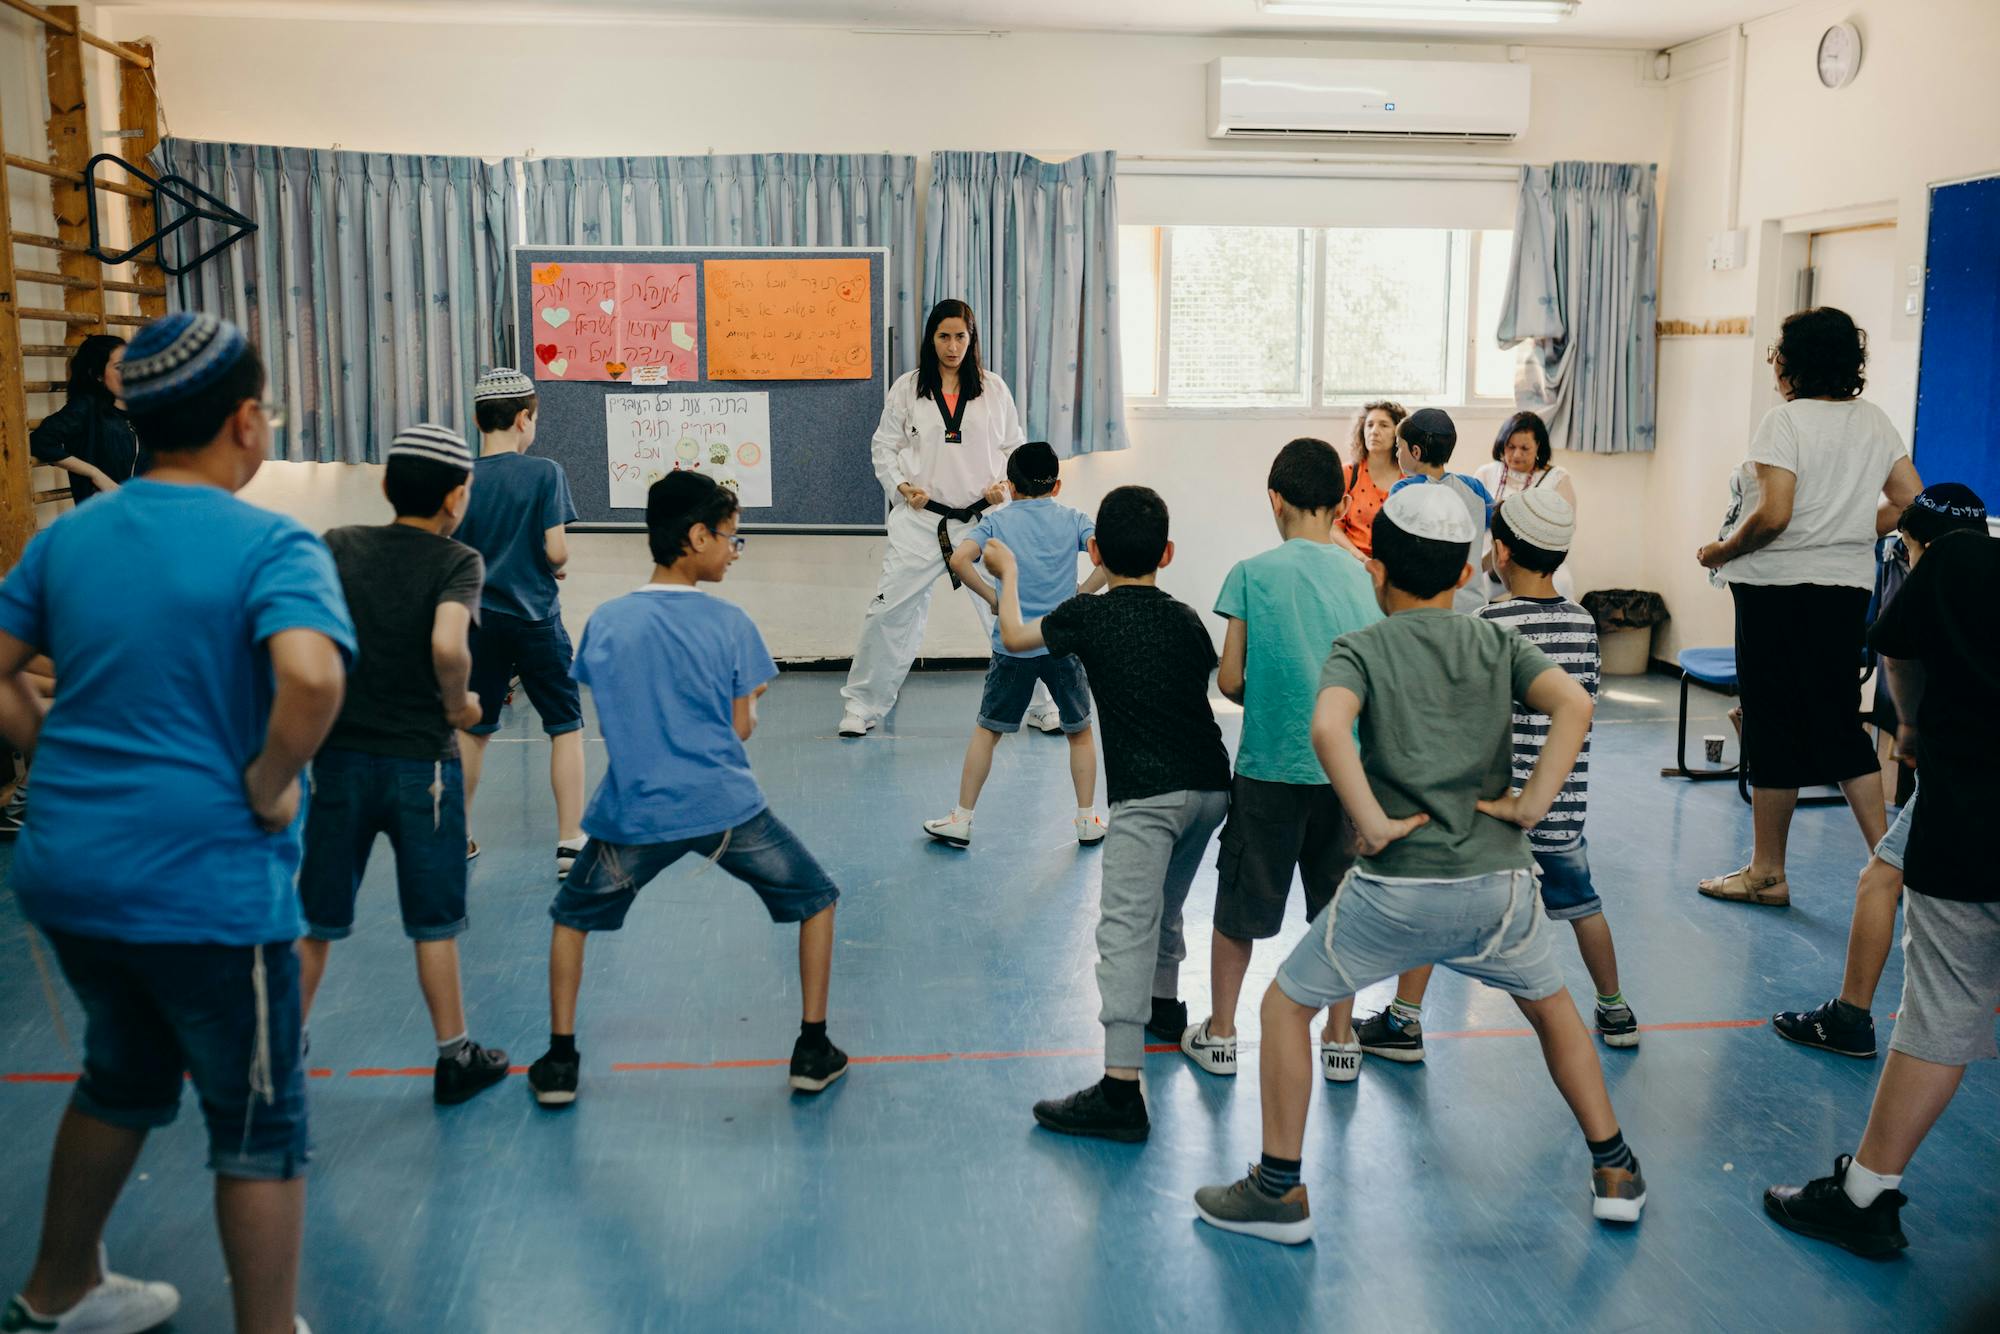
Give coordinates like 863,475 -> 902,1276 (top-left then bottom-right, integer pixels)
258,400 -> 287,431
725,534 -> 747,554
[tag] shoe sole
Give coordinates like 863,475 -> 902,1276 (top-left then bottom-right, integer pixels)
532,1086 -> 577,1107
435,1069 -> 510,1106
789,1063 -> 848,1093
837,721 -> 875,737
1697,886 -> 1790,907
923,828 -> 971,848
1763,1196 -> 1906,1257
1076,832 -> 1106,845
1358,1044 -> 1423,1063
1599,1030 -> 1641,1049
1032,1108 -> 1149,1142
1772,1025 -> 1876,1060
1194,1204 -> 1314,1245
1592,1191 -> 1647,1224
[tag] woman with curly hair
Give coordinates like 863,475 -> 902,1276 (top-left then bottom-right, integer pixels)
1332,399 -> 1404,558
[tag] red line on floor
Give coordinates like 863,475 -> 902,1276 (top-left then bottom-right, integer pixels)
1638,1018 -> 1767,1033
2,1072 -> 78,1083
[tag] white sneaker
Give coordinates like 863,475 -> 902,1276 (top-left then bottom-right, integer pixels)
1025,703 -> 1063,734
837,712 -> 875,737
1320,1038 -> 1361,1083
4,1266 -> 180,1334
1074,813 -> 1107,845
298,1319 -> 313,1334
1180,1019 -> 1236,1076
922,812 -> 972,848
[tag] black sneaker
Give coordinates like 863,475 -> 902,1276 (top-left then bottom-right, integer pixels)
789,1037 -> 849,1093
528,1048 -> 580,1107
1773,998 -> 1877,1058
1764,1156 -> 1909,1258
435,1041 -> 510,1106
1355,1009 -> 1424,1063
1032,1080 -> 1150,1142
1595,1002 -> 1641,1049
1145,997 -> 1188,1043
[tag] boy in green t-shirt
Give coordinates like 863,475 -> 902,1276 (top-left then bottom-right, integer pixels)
1180,438 -> 1381,1082
1191,484 -> 1644,1246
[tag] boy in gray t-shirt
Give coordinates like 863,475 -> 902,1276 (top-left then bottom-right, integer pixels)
1192,485 -> 1645,1246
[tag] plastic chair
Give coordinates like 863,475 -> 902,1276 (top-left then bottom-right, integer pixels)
1660,647 -> 1740,783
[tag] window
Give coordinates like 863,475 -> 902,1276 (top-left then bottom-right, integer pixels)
1120,223 -> 1521,411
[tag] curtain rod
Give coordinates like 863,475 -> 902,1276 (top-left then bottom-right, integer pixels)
1119,154 -> 1521,182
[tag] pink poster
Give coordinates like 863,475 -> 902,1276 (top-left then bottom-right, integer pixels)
529,261 -> 699,383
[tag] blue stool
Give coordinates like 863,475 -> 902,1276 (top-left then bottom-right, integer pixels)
1660,647 -> 1741,784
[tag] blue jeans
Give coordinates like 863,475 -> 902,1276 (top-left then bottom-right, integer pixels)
43,930 -> 309,1180
467,610 -> 584,737
1277,867 -> 1565,1009
976,652 -> 1092,734
1531,837 -> 1602,922
550,807 -> 840,932
298,748 -> 469,942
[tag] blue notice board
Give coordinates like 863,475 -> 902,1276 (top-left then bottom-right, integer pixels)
1913,175 -> 2000,507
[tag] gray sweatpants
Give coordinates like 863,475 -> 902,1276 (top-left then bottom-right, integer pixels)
1097,787 -> 1230,1069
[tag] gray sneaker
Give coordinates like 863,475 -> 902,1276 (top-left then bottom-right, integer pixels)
1194,1167 -> 1314,1245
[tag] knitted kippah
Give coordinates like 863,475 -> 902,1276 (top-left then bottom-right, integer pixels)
472,367 -> 536,402
1383,482 -> 1476,544
387,423 -> 472,470
1912,482 -> 1986,522
120,312 -> 250,414
1499,488 -> 1575,553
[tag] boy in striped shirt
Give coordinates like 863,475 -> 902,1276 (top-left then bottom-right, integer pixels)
1359,489 -> 1639,1059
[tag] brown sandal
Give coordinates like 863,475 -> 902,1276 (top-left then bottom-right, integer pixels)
1698,866 -> 1790,906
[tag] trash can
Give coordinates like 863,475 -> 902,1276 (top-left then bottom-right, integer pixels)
1580,590 -> 1669,677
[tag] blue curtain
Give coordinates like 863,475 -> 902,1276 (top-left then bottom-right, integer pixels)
1498,162 -> 1658,455
151,139 -> 516,463
923,151 -> 1125,457
515,153 -> 920,379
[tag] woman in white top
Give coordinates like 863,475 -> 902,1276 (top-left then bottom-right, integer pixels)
839,300 -> 1028,735
1476,410 -> 1577,600
1695,307 -> 1922,906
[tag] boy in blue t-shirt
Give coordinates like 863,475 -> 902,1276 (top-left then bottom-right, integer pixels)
1388,407 -> 1492,615
0,315 -> 354,1334
526,471 -> 846,1107
453,367 -> 586,877
1180,438 -> 1381,1083
925,442 -> 1108,848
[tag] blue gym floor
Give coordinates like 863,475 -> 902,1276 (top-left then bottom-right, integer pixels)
3,670 -> 1996,1332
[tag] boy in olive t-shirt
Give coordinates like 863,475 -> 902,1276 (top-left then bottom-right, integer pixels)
1192,484 -> 1645,1246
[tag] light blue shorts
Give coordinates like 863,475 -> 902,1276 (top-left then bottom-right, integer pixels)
1276,866 -> 1567,1010
1874,786 -> 1917,872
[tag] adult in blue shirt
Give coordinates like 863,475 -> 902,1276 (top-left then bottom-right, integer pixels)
0,314 -> 354,1334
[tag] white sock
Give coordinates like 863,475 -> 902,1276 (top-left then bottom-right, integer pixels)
1842,1157 -> 1901,1208
438,1032 -> 469,1061
952,806 -> 974,822
557,835 -> 587,852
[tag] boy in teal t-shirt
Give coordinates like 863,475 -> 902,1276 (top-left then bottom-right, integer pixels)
1180,438 -> 1381,1082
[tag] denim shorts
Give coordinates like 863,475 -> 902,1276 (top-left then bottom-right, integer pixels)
1531,836 -> 1602,921
467,610 -> 584,737
1874,786 -> 1917,872
550,807 -> 841,933
976,652 -> 1091,734
1276,866 -> 1565,1009
299,748 -> 469,942
43,930 -> 309,1180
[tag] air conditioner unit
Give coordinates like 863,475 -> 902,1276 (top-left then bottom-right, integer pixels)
1207,57 -> 1531,142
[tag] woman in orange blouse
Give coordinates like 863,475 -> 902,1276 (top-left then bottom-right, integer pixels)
1332,399 -> 1406,558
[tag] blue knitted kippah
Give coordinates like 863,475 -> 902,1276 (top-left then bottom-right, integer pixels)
120,312 -> 250,414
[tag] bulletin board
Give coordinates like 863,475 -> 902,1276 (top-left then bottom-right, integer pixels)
1912,175 -> 2000,507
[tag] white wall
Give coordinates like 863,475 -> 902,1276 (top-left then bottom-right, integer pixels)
92,12 -> 1672,655
1649,0 -> 2000,657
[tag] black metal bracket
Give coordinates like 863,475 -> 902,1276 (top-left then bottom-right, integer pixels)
83,153 -> 256,277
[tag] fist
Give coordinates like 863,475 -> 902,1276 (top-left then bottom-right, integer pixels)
451,694 -> 484,731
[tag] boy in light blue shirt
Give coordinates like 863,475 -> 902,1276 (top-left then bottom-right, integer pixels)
527,471 -> 846,1108
925,442 -> 1108,848
1389,407 -> 1493,615
1181,438 -> 1382,1082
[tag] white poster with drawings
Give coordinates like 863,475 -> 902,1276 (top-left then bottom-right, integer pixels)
603,392 -> 772,511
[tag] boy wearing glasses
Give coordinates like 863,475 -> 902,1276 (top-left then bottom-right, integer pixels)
526,471 -> 848,1107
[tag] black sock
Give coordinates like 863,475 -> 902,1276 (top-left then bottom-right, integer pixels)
1587,1131 -> 1637,1173
549,1033 -> 577,1061
1256,1153 -> 1302,1198
1098,1073 -> 1143,1108
798,1020 -> 828,1048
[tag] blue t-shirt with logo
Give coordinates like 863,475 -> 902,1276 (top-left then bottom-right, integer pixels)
0,480 -> 356,945
965,497 -> 1094,658
455,451 -> 577,622
573,586 -> 779,844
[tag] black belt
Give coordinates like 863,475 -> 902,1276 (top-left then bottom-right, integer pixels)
924,497 -> 992,587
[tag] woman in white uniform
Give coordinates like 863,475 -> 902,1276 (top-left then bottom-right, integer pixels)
839,299 -> 1051,735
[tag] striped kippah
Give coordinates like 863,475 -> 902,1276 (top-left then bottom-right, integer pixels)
120,312 -> 250,413
387,424 -> 472,469
472,367 -> 536,402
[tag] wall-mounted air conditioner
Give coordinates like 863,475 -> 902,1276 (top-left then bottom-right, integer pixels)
1207,57 -> 1532,142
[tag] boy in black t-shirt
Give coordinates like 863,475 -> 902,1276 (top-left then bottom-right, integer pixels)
1765,525 -> 2000,1257
297,425 -> 510,1106
985,485 -> 1232,1142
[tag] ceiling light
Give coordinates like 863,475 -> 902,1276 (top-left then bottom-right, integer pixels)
1259,1 -> 1580,24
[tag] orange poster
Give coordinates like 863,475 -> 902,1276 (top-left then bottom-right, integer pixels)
704,259 -> 872,381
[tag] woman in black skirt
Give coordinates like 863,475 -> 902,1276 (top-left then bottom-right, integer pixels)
1695,308 -> 1921,907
